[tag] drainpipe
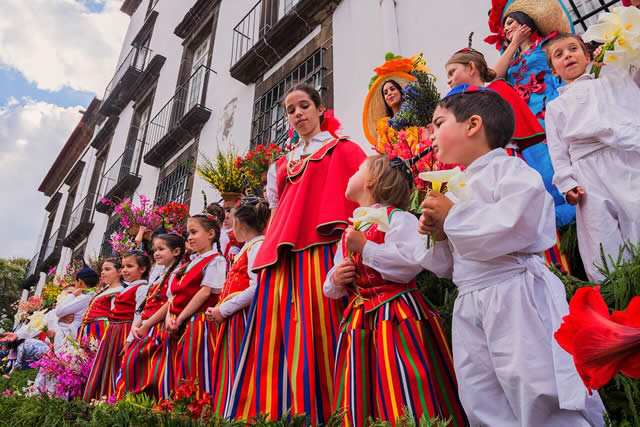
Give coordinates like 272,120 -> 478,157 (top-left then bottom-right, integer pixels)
380,0 -> 400,54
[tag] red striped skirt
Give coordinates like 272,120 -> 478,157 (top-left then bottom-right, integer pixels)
83,321 -> 131,402
77,319 -> 108,343
174,312 -> 217,399
333,290 -> 467,426
115,322 -> 165,399
227,244 -> 344,425
211,307 -> 248,415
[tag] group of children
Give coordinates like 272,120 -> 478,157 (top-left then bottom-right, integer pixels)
6,29 -> 639,426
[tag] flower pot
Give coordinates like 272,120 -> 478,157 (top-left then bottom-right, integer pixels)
221,192 -> 243,205
127,225 -> 152,240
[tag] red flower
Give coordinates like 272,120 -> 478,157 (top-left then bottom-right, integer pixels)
554,287 -> 640,393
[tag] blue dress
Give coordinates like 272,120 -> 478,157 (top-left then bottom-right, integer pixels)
506,36 -> 575,227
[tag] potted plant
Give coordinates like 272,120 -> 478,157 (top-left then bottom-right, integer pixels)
197,151 -> 245,204
234,143 -> 285,195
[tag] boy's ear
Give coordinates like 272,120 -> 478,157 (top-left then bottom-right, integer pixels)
549,65 -> 559,78
466,115 -> 483,138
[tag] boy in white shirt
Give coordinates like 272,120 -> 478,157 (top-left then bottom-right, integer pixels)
416,84 -> 605,426
543,33 -> 640,281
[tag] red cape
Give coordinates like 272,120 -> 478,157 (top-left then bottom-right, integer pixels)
253,138 -> 366,270
488,79 -> 546,150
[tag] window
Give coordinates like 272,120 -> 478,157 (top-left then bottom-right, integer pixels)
251,48 -> 326,148
154,158 -> 193,206
561,0 -> 622,32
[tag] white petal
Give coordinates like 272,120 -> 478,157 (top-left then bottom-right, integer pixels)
583,22 -> 620,43
418,166 -> 462,183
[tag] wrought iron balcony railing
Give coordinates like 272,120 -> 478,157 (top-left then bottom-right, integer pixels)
100,45 -> 153,115
42,227 -> 62,263
63,193 -> 96,247
231,0 -> 300,67
97,141 -> 145,207
143,64 -> 213,167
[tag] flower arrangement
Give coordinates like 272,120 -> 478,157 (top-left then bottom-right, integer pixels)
157,202 -> 190,234
369,52 -> 430,88
100,195 -> 162,232
29,336 -> 98,399
41,263 -> 78,309
24,310 -> 48,336
109,230 -> 131,255
13,296 -> 43,323
234,143 -> 285,191
153,379 -> 213,421
388,69 -> 440,131
197,151 -> 245,194
583,6 -> 640,76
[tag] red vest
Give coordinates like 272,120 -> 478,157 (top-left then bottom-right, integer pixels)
82,288 -> 119,325
218,238 -> 263,304
224,230 -> 243,271
254,138 -> 365,270
343,207 -> 417,312
109,281 -> 148,323
141,273 -> 170,321
169,254 -> 221,316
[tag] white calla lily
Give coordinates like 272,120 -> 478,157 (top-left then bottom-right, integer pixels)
349,206 -> 390,232
447,172 -> 471,201
418,167 -> 462,192
583,21 -> 620,43
26,309 -> 48,334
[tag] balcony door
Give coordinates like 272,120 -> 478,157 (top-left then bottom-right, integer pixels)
185,37 -> 209,112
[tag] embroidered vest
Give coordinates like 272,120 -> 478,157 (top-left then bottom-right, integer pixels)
169,254 -> 221,316
81,288 -> 119,325
343,207 -> 417,312
141,273 -> 170,321
218,238 -> 264,304
109,282 -> 147,323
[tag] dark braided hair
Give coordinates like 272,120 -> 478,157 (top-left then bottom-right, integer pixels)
136,233 -> 185,314
232,200 -> 270,234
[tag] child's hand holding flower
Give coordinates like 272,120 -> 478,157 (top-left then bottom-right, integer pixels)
419,191 -> 453,240
344,228 -> 367,254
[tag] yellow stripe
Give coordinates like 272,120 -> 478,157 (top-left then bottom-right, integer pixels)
264,262 -> 284,413
312,248 -> 334,406
381,322 -> 400,420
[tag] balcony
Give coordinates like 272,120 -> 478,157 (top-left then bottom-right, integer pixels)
63,193 -> 96,248
95,142 -> 145,213
99,46 -> 153,116
230,0 -> 340,84
143,65 -> 213,167
39,228 -> 63,271
22,253 -> 40,288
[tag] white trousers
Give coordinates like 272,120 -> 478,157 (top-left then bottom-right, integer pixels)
574,147 -> 640,282
452,270 -> 605,426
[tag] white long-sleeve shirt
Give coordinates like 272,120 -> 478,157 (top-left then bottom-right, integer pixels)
218,235 -> 264,318
324,205 -> 426,299
54,290 -> 95,349
266,131 -> 333,209
123,279 -> 149,342
546,64 -> 640,194
414,149 -> 557,295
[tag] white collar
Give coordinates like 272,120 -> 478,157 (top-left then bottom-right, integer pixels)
190,249 -> 218,261
558,71 -> 592,94
123,279 -> 147,288
296,131 -> 332,147
465,149 -> 507,176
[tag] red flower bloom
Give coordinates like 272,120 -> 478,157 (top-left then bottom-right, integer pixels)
554,287 -> 640,393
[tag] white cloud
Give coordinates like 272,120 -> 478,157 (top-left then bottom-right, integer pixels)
0,0 -> 128,94
0,98 -> 84,259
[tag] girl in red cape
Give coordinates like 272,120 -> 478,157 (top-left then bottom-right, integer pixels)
226,84 -> 366,425
555,286 -> 640,393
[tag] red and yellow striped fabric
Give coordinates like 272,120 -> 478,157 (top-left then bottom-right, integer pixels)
83,321 -> 131,402
77,319 -> 108,343
227,244 -> 343,425
333,291 -> 467,426
174,312 -> 216,399
115,322 -> 166,399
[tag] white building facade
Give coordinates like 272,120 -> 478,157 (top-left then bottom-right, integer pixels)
22,0 -> 621,292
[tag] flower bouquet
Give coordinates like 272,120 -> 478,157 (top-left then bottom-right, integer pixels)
197,150 -> 245,201
157,202 -> 190,234
583,6 -> 640,77
29,336 -> 98,399
13,296 -> 43,323
109,230 -> 132,256
100,195 -> 162,238
234,143 -> 285,193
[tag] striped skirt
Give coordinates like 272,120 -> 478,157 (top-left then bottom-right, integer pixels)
158,327 -> 178,400
334,291 -> 467,426
77,319 -> 108,343
115,322 -> 166,399
83,321 -> 131,402
211,307 -> 248,415
227,244 -> 344,425
174,312 -> 217,399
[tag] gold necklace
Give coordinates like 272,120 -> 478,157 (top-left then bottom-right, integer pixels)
286,137 -> 334,184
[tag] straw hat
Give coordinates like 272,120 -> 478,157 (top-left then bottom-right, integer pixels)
503,0 -> 573,36
362,71 -> 415,147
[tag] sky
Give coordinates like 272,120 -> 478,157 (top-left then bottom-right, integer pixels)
0,0 -> 128,259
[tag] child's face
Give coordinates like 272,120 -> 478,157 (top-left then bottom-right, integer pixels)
549,38 -> 590,84
187,219 -> 215,254
101,262 -> 121,285
285,90 -> 325,139
345,161 -> 371,204
153,239 -> 179,267
446,63 -> 473,88
431,105 -> 469,165
121,256 -> 144,282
